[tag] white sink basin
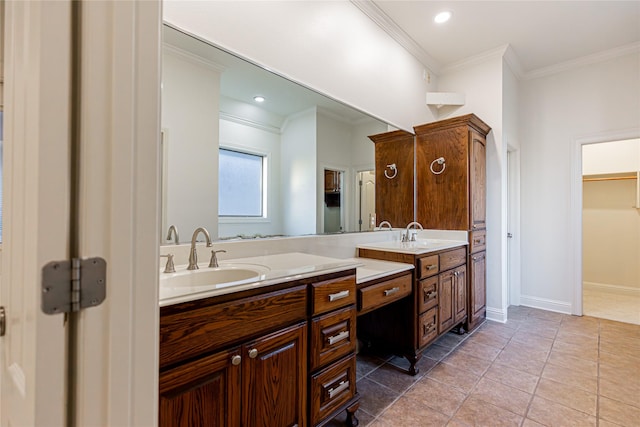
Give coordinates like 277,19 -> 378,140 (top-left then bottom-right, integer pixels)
160,263 -> 270,289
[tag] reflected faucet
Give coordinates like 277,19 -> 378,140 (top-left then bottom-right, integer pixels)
404,221 -> 424,242
378,221 -> 392,230
166,225 -> 179,245
187,227 -> 212,270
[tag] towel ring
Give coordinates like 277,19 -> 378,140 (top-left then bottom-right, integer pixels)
430,157 -> 446,175
384,163 -> 398,179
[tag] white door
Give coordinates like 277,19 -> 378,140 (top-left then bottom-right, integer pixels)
1,1 -> 161,426
1,1 -> 72,425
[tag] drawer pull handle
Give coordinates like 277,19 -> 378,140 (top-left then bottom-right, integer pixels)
423,323 -> 436,335
424,290 -> 437,300
327,330 -> 350,345
328,290 -> 350,302
231,355 -> 241,366
328,380 -> 350,399
474,239 -> 482,244
384,287 -> 400,296
426,264 -> 437,270
248,348 -> 258,359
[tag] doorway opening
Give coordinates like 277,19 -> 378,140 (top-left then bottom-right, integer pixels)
356,170 -> 375,231
581,138 -> 640,325
323,168 -> 344,233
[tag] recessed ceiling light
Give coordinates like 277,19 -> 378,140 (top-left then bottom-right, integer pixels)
253,95 -> 265,103
434,11 -> 452,24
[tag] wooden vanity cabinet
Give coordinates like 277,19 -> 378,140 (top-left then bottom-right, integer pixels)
368,129 -> 414,227
358,246 -> 467,375
413,114 -> 490,332
159,270 -> 360,427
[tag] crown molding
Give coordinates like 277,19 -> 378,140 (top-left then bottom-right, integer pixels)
220,111 -> 281,135
524,41 -> 640,80
350,0 -> 440,75
440,45 -> 510,75
163,43 -> 226,73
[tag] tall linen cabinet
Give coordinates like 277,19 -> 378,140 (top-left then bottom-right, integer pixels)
413,114 -> 490,331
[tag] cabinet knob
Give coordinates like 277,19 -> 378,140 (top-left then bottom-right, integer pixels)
231,355 -> 241,366
248,348 -> 258,359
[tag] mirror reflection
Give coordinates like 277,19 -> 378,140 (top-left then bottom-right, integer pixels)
161,24 -> 391,242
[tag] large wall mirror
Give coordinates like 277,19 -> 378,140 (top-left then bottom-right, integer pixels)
161,24 -> 392,243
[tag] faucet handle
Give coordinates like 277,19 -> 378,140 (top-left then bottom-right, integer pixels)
209,249 -> 227,268
160,254 -> 175,273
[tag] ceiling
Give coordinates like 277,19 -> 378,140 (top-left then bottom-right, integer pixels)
364,1 -> 640,75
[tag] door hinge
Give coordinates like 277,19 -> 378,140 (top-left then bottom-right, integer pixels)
41,257 -> 107,314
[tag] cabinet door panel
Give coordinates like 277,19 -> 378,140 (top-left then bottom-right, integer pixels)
159,348 -> 241,427
470,130 -> 486,230
243,322 -> 307,427
438,271 -> 454,333
469,252 -> 486,324
454,266 -> 467,324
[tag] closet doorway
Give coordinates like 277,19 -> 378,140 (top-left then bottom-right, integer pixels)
581,138 -> 640,324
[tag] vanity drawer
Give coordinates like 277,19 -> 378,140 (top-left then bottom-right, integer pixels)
418,255 -> 439,279
311,275 -> 356,316
358,273 -> 412,314
440,247 -> 466,271
160,285 -> 307,368
469,229 -> 486,254
418,276 -> 438,314
418,307 -> 438,348
310,354 -> 357,426
310,306 -> 356,371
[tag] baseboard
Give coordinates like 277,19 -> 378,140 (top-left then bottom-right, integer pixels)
520,295 -> 572,314
583,281 -> 640,296
485,306 -> 507,323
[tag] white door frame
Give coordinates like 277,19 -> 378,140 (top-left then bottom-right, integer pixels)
571,128 -> 640,316
507,146 -> 521,306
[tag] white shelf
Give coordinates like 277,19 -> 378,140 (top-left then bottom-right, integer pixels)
426,92 -> 465,109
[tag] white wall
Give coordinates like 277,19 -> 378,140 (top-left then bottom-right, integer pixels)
437,54 -> 507,321
520,52 -> 640,313
161,48 -> 220,239
583,138 -> 640,175
218,118 -> 283,238
281,109 -> 317,236
163,1 -> 437,132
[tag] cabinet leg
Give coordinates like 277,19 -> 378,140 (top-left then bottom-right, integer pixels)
406,354 -> 421,376
453,324 -> 466,335
345,402 -> 359,427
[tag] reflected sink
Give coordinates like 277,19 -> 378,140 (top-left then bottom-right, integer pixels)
160,263 -> 270,289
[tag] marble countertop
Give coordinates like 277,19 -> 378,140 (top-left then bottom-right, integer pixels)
159,252 -> 415,306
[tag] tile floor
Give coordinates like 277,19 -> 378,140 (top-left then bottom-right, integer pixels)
329,306 -> 640,427
583,287 -> 640,325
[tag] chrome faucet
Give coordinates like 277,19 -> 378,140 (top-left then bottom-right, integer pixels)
404,221 -> 423,242
166,225 -> 179,245
187,227 -> 212,270
378,221 -> 392,230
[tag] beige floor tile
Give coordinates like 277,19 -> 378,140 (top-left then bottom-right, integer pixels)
598,419 -> 628,427
599,396 -> 640,427
502,341 -> 550,362
600,348 -> 640,370
453,396 -> 522,427
404,377 -> 467,416
599,377 -> 640,408
477,321 -> 518,339
526,396 -> 596,427
470,377 -> 532,416
442,348 -> 493,376
521,419 -> 545,427
600,339 -> 640,359
557,321 -> 600,337
554,329 -> 599,347
551,339 -> 599,361
516,323 -> 559,340
529,310 -> 568,323
376,395 -> 450,427
511,330 -> 554,349
426,362 -> 480,394
456,339 -> 502,362
466,330 -> 510,349
494,348 -> 546,376
483,363 -> 540,394
534,377 -> 596,416
445,420 -> 469,427
599,360 -> 640,386
541,363 -> 597,393
546,349 -> 598,377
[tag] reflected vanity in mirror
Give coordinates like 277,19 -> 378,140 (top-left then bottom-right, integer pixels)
161,24 -> 392,242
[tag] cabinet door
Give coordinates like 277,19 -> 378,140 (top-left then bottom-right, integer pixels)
159,348 -> 241,427
243,322 -> 307,427
437,270 -> 455,333
469,251 -> 487,326
469,130 -> 486,231
453,265 -> 467,324
370,130 -> 414,227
